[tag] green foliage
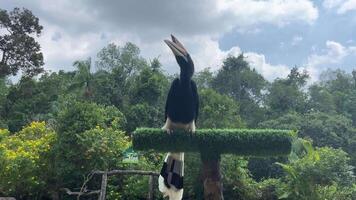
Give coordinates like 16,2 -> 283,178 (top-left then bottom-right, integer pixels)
222,155 -> 260,200
300,112 -> 353,148
308,84 -> 336,113
276,140 -> 355,200
0,122 -> 56,198
212,54 -> 267,126
54,100 -> 129,189
266,67 -> 309,115
133,128 -> 295,156
258,112 -> 303,131
0,8 -> 44,78
314,69 -> 356,126
2,75 -> 67,132
0,78 -> 8,128
96,42 -> 148,108
316,183 -> 356,200
125,103 -> 163,132
76,126 -> 130,170
0,129 -> 10,141
70,57 -> 94,99
198,88 -> 244,128
91,70 -> 115,105
259,111 -> 353,155
254,178 -> 282,200
129,65 -> 169,105
194,68 -> 214,89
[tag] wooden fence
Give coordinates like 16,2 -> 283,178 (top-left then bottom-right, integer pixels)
63,170 -> 160,200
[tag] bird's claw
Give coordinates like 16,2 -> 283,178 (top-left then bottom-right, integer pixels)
165,129 -> 173,135
188,129 -> 194,137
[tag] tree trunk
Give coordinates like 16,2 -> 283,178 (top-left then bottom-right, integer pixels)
201,154 -> 224,200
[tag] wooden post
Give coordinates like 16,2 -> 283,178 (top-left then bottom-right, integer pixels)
201,153 -> 224,200
98,172 -> 108,200
148,175 -> 154,200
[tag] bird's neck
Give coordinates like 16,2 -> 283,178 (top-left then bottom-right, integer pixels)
180,68 -> 192,87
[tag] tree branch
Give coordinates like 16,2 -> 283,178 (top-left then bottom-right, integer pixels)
61,188 -> 100,196
92,169 -> 159,176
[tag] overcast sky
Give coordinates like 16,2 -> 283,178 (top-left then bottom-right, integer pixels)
2,0 -> 356,82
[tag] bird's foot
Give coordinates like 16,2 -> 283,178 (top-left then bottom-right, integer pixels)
165,129 -> 173,135
187,129 -> 194,137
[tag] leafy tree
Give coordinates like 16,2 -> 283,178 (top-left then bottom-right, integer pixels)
91,70 -> 116,106
124,103 -> 162,132
300,112 -> 353,148
54,100 -> 128,190
198,88 -> 244,128
124,60 -> 169,132
0,8 -> 44,78
76,125 -> 130,171
70,57 -> 94,100
314,69 -> 356,126
266,67 -> 309,115
258,112 -> 303,131
4,77 -> 44,132
259,111 -> 352,149
308,84 -> 336,113
194,68 -> 214,89
128,65 -> 169,106
249,112 -> 304,180
3,75 -> 65,132
0,78 -> 8,128
212,54 -> 267,126
96,42 -> 148,108
256,110 -> 355,180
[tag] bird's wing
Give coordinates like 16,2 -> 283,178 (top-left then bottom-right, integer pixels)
165,78 -> 179,121
191,80 -> 199,122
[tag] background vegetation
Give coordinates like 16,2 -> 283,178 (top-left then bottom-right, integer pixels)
0,7 -> 355,200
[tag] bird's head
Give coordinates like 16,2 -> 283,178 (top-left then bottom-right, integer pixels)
164,35 -> 194,77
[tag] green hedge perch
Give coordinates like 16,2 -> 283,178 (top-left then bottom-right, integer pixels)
133,128 -> 295,200
133,128 -> 295,156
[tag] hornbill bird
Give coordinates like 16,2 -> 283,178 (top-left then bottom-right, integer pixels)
158,35 -> 199,200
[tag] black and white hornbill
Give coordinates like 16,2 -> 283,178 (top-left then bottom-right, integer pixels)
158,35 -> 199,200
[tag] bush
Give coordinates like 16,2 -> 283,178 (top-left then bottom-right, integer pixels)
0,122 -> 56,198
54,100 -> 129,191
276,140 -> 355,200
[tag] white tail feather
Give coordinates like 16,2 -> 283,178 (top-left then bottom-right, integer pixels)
160,118 -> 194,200
158,152 -> 184,200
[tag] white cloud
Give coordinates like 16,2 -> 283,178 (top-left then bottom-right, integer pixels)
323,0 -> 356,14
3,0 -> 319,81
177,37 -> 290,81
291,35 -> 303,46
37,21 -> 107,72
218,0 -> 318,26
305,40 -> 356,81
244,53 -> 290,80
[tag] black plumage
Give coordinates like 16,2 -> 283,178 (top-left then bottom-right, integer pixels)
164,36 -> 199,125
158,35 -> 199,199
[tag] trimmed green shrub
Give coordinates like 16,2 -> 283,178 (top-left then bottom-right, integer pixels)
133,128 -> 295,156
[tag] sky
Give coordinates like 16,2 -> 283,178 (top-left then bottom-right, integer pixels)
2,0 -> 356,82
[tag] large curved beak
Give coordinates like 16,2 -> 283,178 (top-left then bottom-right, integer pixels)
164,35 -> 188,61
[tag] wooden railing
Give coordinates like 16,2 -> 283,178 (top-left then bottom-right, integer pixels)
63,170 -> 160,200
